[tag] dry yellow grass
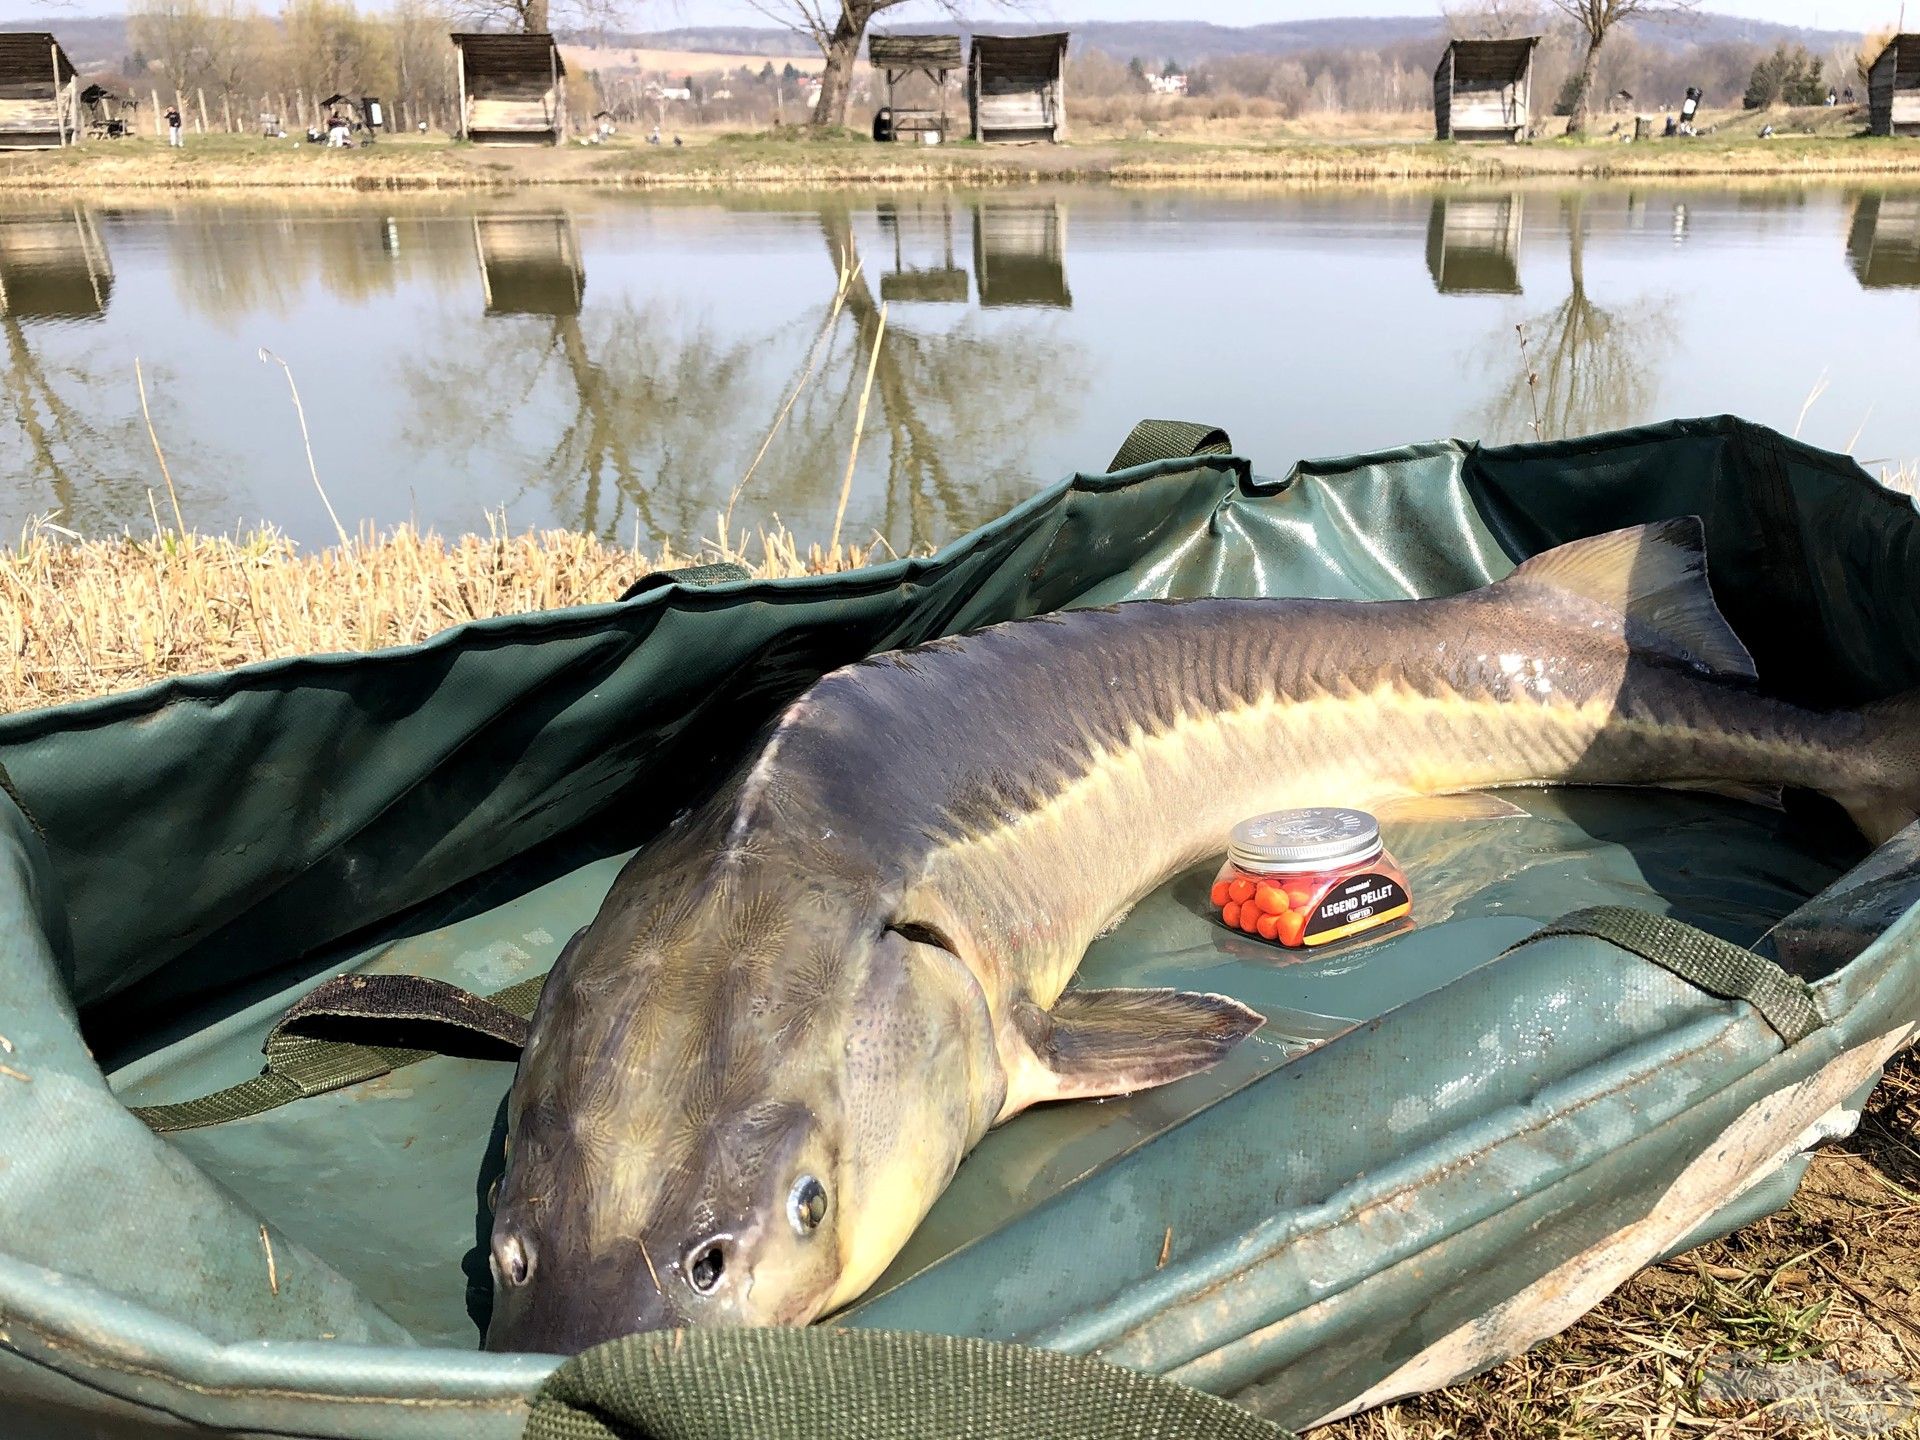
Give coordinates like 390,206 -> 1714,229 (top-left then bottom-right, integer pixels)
0,517 -> 885,712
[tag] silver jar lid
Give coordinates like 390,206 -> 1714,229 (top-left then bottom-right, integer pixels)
1229,807 -> 1382,873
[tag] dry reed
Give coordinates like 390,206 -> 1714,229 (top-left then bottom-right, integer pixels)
1,516 -> 886,712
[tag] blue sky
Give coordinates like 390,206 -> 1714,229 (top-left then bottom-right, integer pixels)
0,0 -> 1901,30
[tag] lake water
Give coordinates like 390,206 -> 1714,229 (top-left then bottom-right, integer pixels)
2,184 -> 1918,551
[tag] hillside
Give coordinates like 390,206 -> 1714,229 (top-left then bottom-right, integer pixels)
589,13 -> 1860,63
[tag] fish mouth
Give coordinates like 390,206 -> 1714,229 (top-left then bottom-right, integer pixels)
484,1284 -> 689,1355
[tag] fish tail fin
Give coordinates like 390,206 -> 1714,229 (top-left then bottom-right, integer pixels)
1497,517 -> 1758,682
1843,691 -> 1920,845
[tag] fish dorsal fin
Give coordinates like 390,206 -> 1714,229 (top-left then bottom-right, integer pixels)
1498,518 -> 1757,681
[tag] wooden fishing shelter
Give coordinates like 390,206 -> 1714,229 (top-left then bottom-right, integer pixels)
451,33 -> 566,146
1434,36 -> 1539,142
1867,35 -> 1920,138
1425,194 -> 1525,294
1846,193 -> 1920,288
0,33 -> 83,149
969,33 -> 1068,144
869,33 -> 960,142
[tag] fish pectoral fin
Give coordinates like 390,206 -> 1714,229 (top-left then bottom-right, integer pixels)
1000,988 -> 1265,1118
1499,517 -> 1758,681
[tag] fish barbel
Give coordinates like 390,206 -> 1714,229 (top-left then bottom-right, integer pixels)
484,518 -> 1919,1352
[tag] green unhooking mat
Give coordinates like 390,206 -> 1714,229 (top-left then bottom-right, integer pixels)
5,415 -> 1920,1439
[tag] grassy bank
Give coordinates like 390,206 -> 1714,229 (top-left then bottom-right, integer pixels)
5,115 -> 1920,192
0,519 -> 881,711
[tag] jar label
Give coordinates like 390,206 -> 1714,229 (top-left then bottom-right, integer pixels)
1302,872 -> 1411,946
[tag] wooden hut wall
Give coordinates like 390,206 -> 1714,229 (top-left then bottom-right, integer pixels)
969,34 -> 1068,143
1434,38 -> 1536,142
454,34 -> 566,145
1868,36 -> 1920,138
0,34 -> 82,149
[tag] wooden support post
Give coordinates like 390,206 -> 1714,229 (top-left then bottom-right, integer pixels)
549,40 -> 562,145
50,42 -> 66,145
223,92 -> 233,133
454,42 -> 467,140
152,88 -> 163,136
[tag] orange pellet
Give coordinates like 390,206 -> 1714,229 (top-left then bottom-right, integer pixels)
1256,913 -> 1281,940
1254,883 -> 1288,916
1221,900 -> 1241,929
1285,885 -> 1313,910
1228,877 -> 1255,904
1210,880 -> 1231,908
1276,909 -> 1308,947
1239,907 -> 1262,934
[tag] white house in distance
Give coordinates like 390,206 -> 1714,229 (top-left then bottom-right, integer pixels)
1147,72 -> 1189,96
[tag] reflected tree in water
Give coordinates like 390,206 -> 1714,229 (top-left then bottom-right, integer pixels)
1479,193 -> 1660,443
402,203 -> 1080,552
815,202 -> 1077,551
162,205 -> 474,326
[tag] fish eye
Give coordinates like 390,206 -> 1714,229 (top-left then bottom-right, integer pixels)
788,1175 -> 829,1235
494,1233 -> 532,1287
685,1237 -> 729,1295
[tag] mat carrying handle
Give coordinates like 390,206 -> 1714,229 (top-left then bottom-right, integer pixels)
128,970 -> 545,1133
1106,419 -> 1234,473
523,1328 -> 1295,1440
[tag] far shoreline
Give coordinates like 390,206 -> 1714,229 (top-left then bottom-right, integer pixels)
7,126 -> 1920,194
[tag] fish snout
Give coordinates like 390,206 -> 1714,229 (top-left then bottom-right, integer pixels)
483,1247 -> 690,1353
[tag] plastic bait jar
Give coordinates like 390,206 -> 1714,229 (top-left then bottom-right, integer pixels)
1210,807 -> 1411,949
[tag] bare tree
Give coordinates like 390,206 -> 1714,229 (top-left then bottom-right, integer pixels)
1440,0 -> 1544,40
1547,0 -> 1699,136
449,0 -> 624,38
746,0 -> 992,130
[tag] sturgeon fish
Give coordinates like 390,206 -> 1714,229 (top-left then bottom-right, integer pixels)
484,518 -> 1919,1352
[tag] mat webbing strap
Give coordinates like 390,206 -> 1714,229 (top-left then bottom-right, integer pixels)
129,970 -> 547,1134
525,1328 -> 1293,1440
1504,905 -> 1824,1046
1107,419 -> 1234,473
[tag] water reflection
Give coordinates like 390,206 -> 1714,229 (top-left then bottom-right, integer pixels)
877,199 -> 969,305
1480,194 -> 1660,443
474,214 -> 585,316
973,201 -> 1071,309
0,206 -> 113,319
4,186 -> 1919,550
1425,194 -> 1524,296
1847,193 -> 1920,289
